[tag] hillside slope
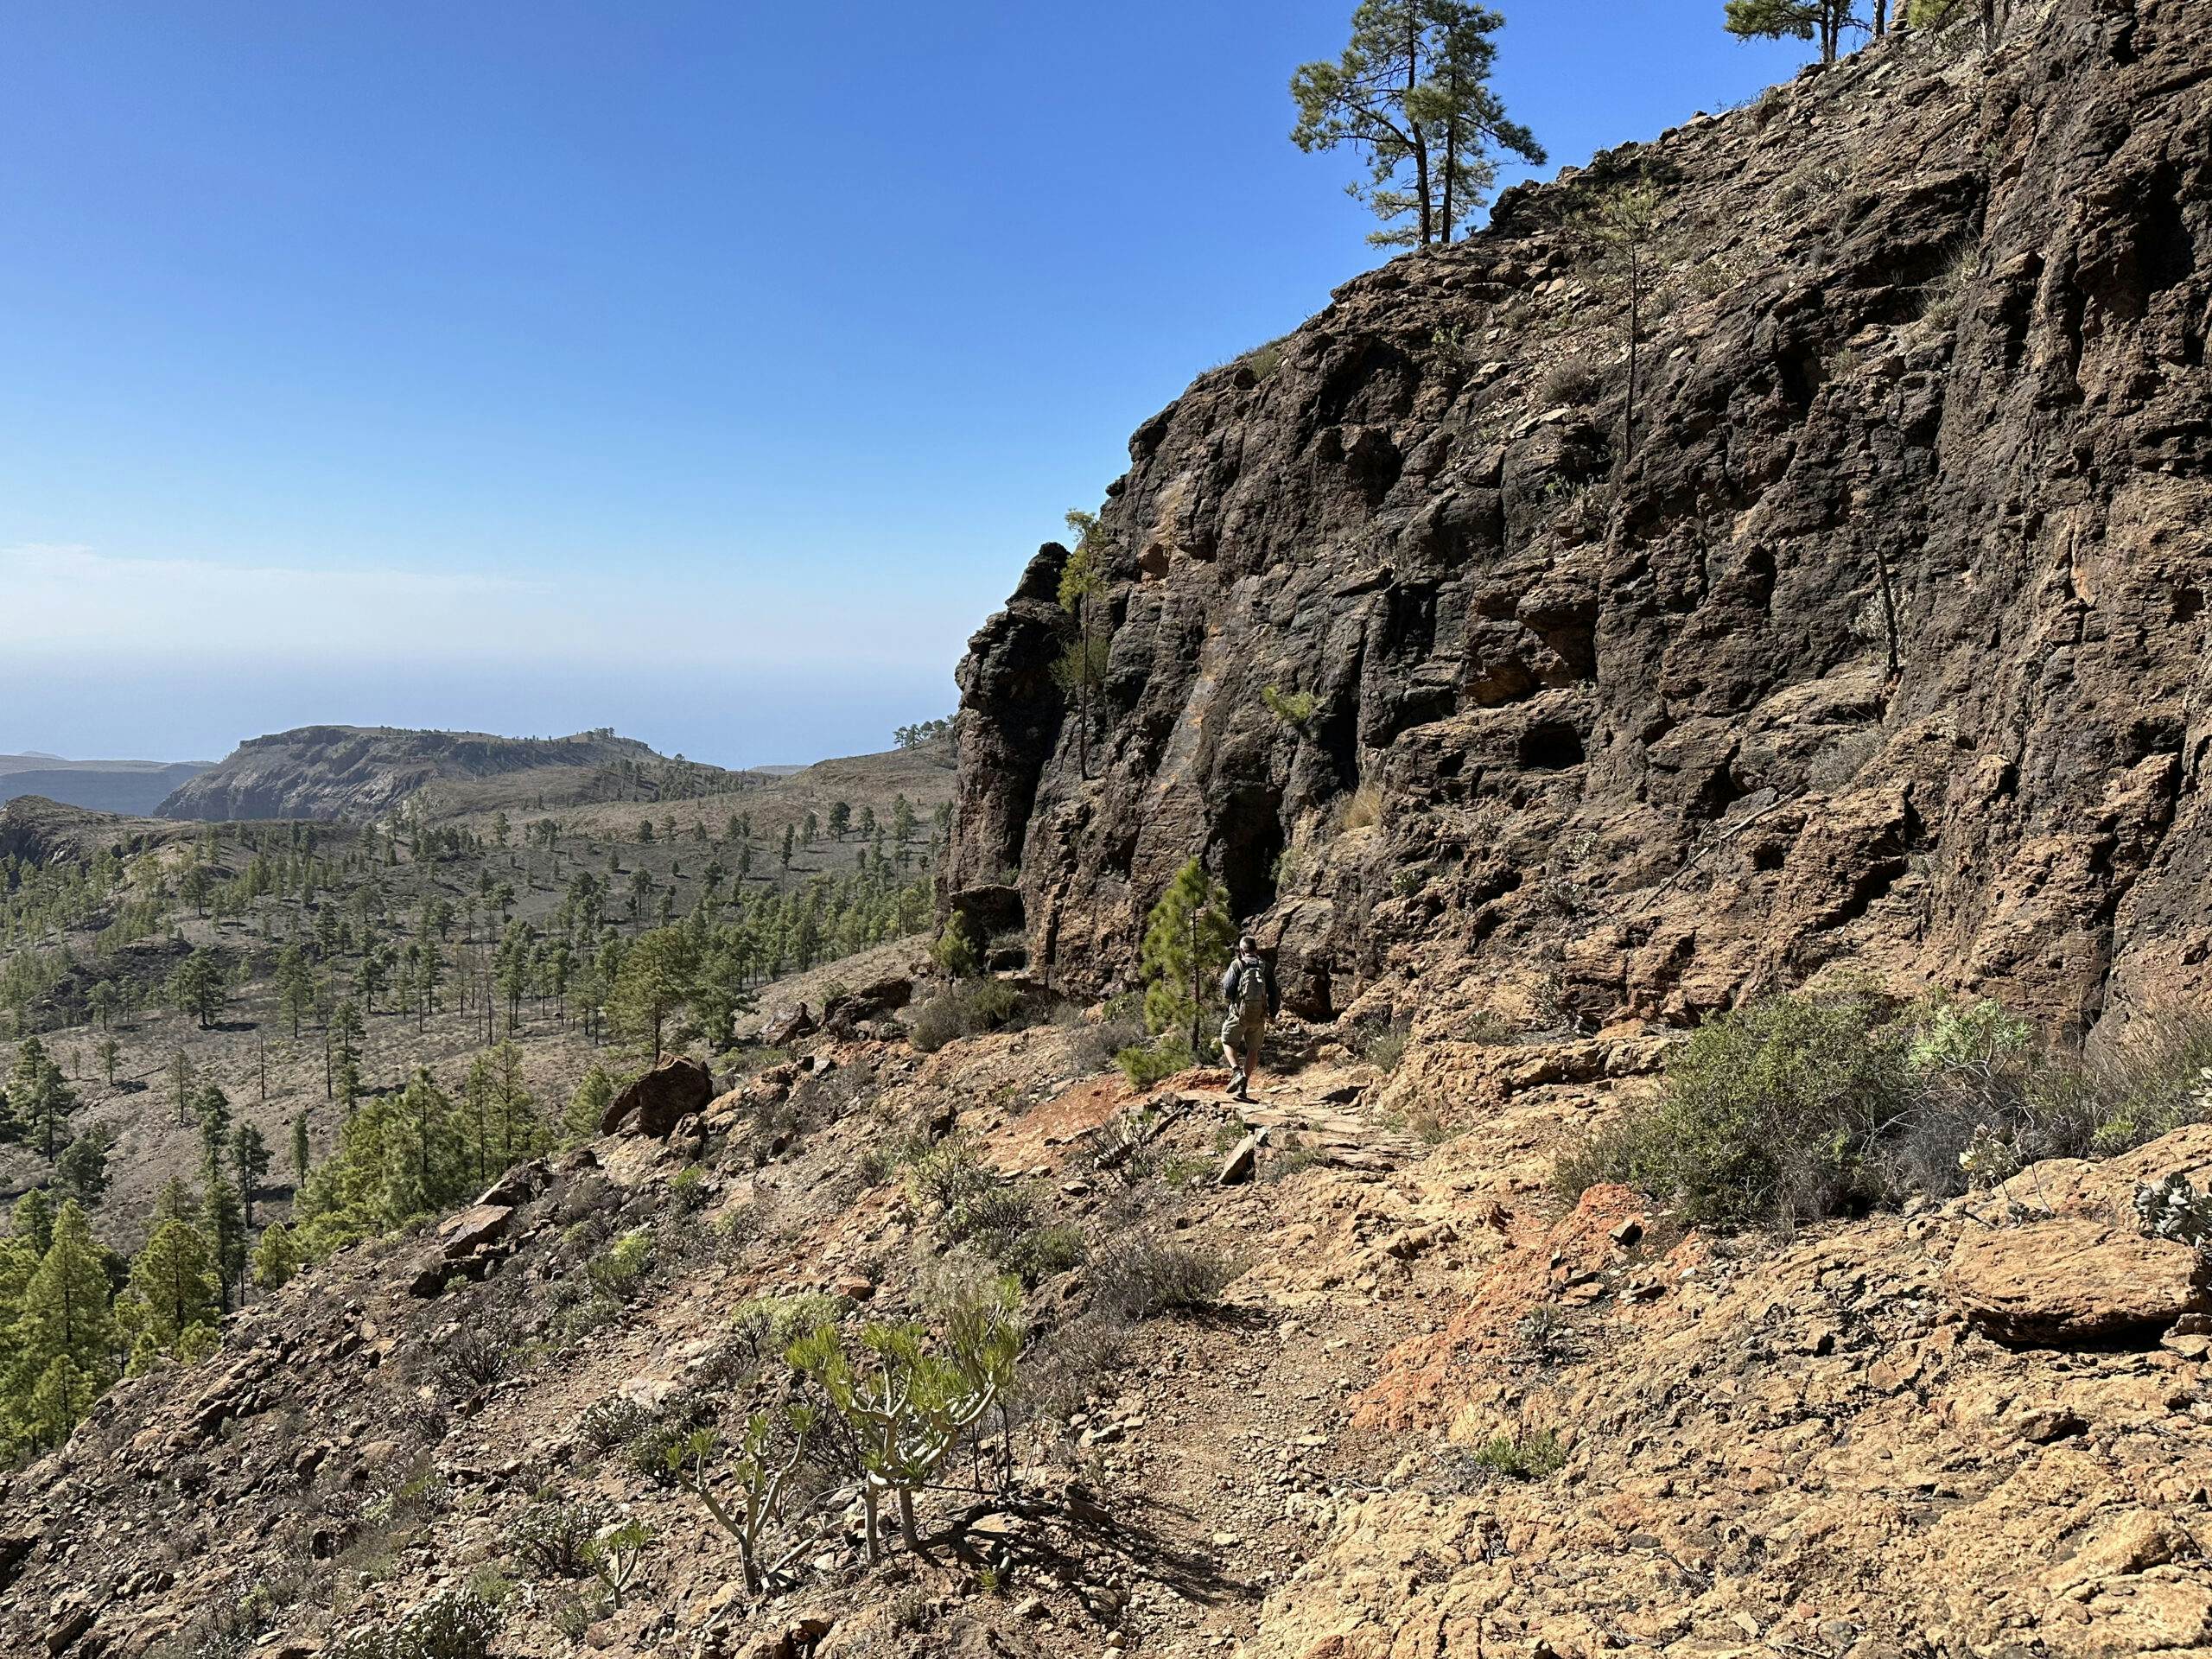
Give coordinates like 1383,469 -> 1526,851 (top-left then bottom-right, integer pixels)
158,728 -> 759,823
948,0 -> 2212,1048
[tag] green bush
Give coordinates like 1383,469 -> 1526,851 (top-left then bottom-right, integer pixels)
1000,1223 -> 1087,1286
326,1588 -> 502,1659
507,1499 -> 609,1579
1465,1428 -> 1567,1480
1261,685 -> 1317,730
907,979 -> 1026,1053
1556,989 -> 1911,1229
587,1228 -> 654,1300
1554,991 -> 2212,1230
1116,1035 -> 1193,1091
576,1395 -> 652,1452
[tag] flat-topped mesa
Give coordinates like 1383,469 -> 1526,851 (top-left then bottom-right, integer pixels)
948,0 -> 2212,1040
156,725 -> 759,823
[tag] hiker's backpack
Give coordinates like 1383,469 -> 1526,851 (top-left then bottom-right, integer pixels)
1232,961 -> 1270,1018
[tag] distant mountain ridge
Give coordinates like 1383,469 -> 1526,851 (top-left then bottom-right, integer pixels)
156,724 -> 762,822
0,753 -> 213,816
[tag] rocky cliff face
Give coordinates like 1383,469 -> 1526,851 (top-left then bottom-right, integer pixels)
158,727 -> 744,823
950,0 -> 2212,1044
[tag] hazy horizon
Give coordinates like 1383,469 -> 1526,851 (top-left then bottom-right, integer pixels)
4,2 -> 1809,764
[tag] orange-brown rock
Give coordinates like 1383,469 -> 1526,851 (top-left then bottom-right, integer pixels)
1945,1217 -> 2209,1347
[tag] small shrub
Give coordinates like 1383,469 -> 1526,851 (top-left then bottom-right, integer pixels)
1090,1234 -> 1239,1320
1513,1306 -> 1580,1364
2082,1014 -> 2212,1156
1362,1025 -> 1409,1073
1240,336 -> 1287,381
626,1417 -> 697,1484
2137,1173 -> 2212,1247
732,1292 -> 845,1365
1538,357 -> 1603,407
437,1321 -> 513,1393
1554,989 -> 1911,1230
577,1395 -> 652,1452
1465,1427 -> 1567,1480
908,980 -> 1024,1053
1918,241 -> 1978,331
904,1134 -> 995,1214
1339,784 -> 1383,833
1001,1222 -> 1087,1286
954,1180 -> 1040,1246
588,1228 -> 654,1300
1261,685 -> 1317,730
1116,1035 -> 1193,1091
327,1587 -> 503,1659
967,978 -> 1022,1029
1460,1011 -> 1516,1046
1160,1154 -> 1214,1191
891,1589 -> 936,1633
669,1164 -> 708,1211
508,1499 -> 610,1579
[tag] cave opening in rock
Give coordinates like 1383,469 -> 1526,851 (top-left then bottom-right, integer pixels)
1215,784 -> 1287,923
1517,721 -> 1586,770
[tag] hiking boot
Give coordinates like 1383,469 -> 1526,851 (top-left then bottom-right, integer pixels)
1228,1068 -> 1247,1098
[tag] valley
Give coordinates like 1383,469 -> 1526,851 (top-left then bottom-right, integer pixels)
3,3 -> 2211,1659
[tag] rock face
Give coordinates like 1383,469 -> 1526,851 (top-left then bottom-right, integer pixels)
948,0 -> 2212,1040
156,726 -> 756,822
1946,1217 -> 2209,1345
599,1056 -> 716,1136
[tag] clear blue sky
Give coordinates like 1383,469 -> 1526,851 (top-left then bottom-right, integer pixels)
1,2 -> 1808,767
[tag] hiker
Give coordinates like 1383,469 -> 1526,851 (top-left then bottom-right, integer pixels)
1218,934 -> 1280,1102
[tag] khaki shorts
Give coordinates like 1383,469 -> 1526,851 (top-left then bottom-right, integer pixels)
1221,1008 -> 1266,1062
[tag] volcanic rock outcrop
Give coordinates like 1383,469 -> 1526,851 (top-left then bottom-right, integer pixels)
949,0 -> 2212,1045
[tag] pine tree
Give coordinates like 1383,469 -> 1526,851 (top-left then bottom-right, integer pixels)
12,1201 -> 117,1443
328,1000 -> 365,1112
1139,860 -> 1236,1055
1291,2 -> 1544,247
610,929 -> 697,1060
566,1066 -> 615,1143
1053,512 -> 1116,780
251,1222 -> 300,1292
292,1110 -> 311,1185
232,1124 -> 271,1228
126,1217 -> 222,1349
56,1128 -> 111,1206
204,1179 -> 248,1308
1723,0 -> 1862,61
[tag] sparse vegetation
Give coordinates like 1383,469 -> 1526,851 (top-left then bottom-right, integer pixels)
1089,1233 -> 1240,1320
1465,1427 -> 1567,1479
1261,685 -> 1318,732
1556,990 -> 2212,1230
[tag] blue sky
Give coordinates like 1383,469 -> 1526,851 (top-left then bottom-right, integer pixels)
1,2 -> 1809,766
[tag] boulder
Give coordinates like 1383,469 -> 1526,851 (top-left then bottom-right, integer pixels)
1945,1218 -> 2209,1346
600,1057 -> 715,1137
822,975 -> 916,1035
761,1004 -> 817,1047
475,1160 -> 548,1209
437,1203 -> 513,1261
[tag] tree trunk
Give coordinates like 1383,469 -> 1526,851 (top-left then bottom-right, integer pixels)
1405,14 -> 1433,244
899,1488 -> 921,1553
